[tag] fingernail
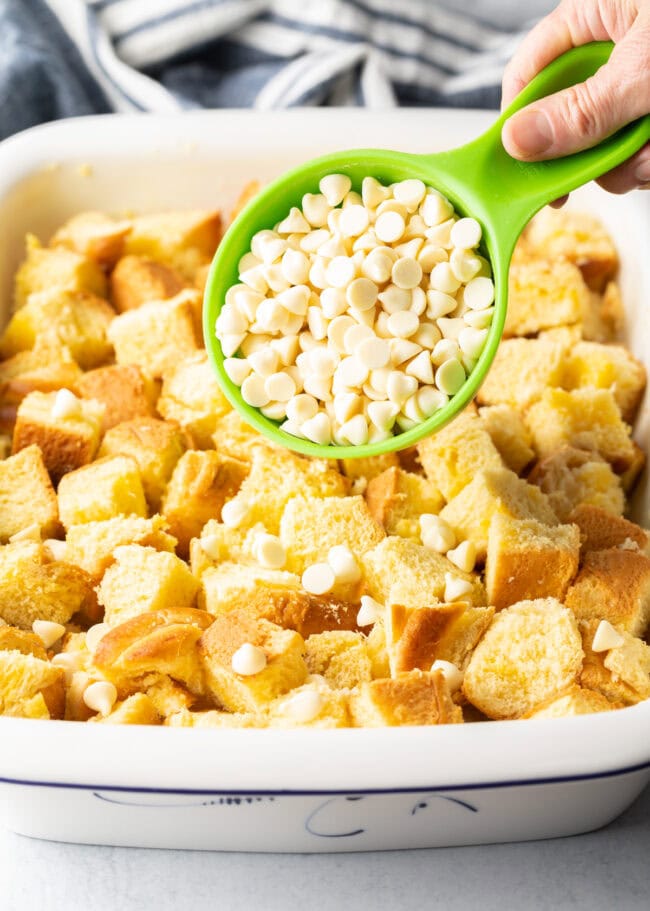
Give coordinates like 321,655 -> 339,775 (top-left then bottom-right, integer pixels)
635,158 -> 650,187
507,109 -> 554,157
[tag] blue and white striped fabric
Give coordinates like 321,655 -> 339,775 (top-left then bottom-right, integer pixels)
0,0 -> 553,140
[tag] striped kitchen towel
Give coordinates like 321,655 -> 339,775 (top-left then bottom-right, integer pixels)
1,0 -> 551,139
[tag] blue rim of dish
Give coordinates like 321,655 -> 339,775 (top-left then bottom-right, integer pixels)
1,758 -> 649,795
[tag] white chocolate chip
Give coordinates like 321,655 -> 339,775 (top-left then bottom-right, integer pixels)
378,284 -> 411,314
458,327 -> 489,360
302,562 -> 336,595
221,498 -> 248,529
326,256 -> 356,288
361,175 -> 391,208
426,290 -> 456,319
232,643 -> 267,676
390,338 -> 422,366
430,261 -> 461,294
83,680 -> 118,716
450,217 -> 482,249
417,386 -> 448,417
277,207 -> 311,234
320,287 -> 348,319
420,514 -> 456,553
375,211 -> 405,243
357,336 -> 390,370
356,595 -> 383,627
405,350 -> 434,384
281,689 -> 324,723
254,533 -> 286,569
43,538 -> 67,562
393,178 -> 426,210
391,257 -> 422,290
333,392 -> 361,425
51,388 -> 82,421
435,358 -> 466,395
447,539 -> 476,573
328,545 -> 361,583
421,191 -> 453,227
387,371 -> 418,406
387,310 -> 419,338
86,622 -> 111,653
592,620 -> 625,653
340,205 -> 369,238
223,357 -> 252,385
302,193 -> 330,227
301,412 -> 332,445
241,374 -> 270,408
320,173 -> 351,207
431,659 -> 464,692
444,572 -> 473,602
32,620 -> 66,649
464,306 -> 494,330
367,400 -> 399,431
346,277 -> 378,311
463,276 -> 495,310
339,413 -> 369,445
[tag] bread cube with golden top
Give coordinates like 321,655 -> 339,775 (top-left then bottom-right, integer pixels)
76,364 -> 158,433
110,255 -> 187,312
65,514 -> 176,582
211,410 -> 275,462
144,677 -> 198,718
565,548 -> 650,637
579,619 -> 650,706
228,585 -> 361,638
0,649 -> 65,719
198,609 -> 307,713
57,456 -> 147,528
198,562 -> 301,615
97,544 -> 199,626
123,209 -> 222,280
349,669 -> 463,727
304,630 -> 373,689
561,341 -> 646,423
462,599 -> 584,719
477,405 -> 535,474
267,680 -> 350,728
524,685 -> 618,719
504,259 -> 588,337
12,390 -> 104,482
568,504 -> 650,557
528,446 -> 625,522
439,467 -> 558,561
476,337 -> 566,409
90,692 -> 162,726
162,449 -> 248,556
14,234 -> 107,308
0,445 -> 59,541
157,352 -> 233,450
98,417 -> 187,511
339,452 -> 399,482
0,626 -> 48,660
166,708 -> 263,728
50,211 -> 132,269
417,411 -> 503,501
365,467 -> 444,539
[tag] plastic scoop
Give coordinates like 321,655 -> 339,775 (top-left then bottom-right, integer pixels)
204,41 -> 650,459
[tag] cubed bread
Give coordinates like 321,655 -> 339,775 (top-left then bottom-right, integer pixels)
144,677 -> 197,718
50,211 -> 132,269
190,520 -> 262,574
0,288 -> 115,368
0,541 -> 97,629
76,365 -> 157,432
485,514 -> 580,610
361,536 -> 486,608
524,208 -> 618,291
477,405 -> 535,474
365,467 -> 444,539
157,352 -> 233,449
580,281 -> 624,342
579,620 -> 650,705
462,599 -> 584,719
528,446 -> 625,522
65,515 -> 177,581
0,445 -> 59,541
97,544 -> 200,626
98,417 -> 187,511
267,681 -> 350,729
0,626 -> 48,659
93,607 -> 214,697
567,504 -> 650,556
91,693 -> 162,725
225,448 -> 347,535
198,563 -> 301,615
0,649 -> 65,719
210,410 -> 275,462
349,669 -> 463,727
620,441 -> 646,494
339,453 -> 399,482
439,467 -> 558,560
525,388 -> 636,472
476,337 -> 566,409
57,456 -> 147,528
110,255 -> 186,312
107,291 -> 200,379
504,259 -> 588,336
524,684 -> 617,719
162,450 -> 248,556
198,609 -> 307,713
123,209 -> 222,280
166,708 -> 263,728
231,586 -> 360,638
564,548 -> 650,637
12,390 -> 104,482
14,234 -> 107,308
417,411 -> 503,501
305,630 -> 373,688
562,341 -> 646,422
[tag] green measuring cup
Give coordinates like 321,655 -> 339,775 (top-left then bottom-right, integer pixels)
204,41 -> 650,460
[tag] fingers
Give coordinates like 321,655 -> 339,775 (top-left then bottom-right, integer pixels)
596,142 -> 650,193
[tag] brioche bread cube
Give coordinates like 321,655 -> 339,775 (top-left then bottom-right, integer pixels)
568,504 -> 650,556
440,467 -> 558,560
107,291 -> 200,379
620,441 -> 646,494
0,649 -> 65,719
211,411 -> 275,462
76,365 -> 157,432
361,536 -> 486,608
462,599 -> 584,719
339,453 -> 399,482
485,514 -> 580,610
93,607 -> 214,696
565,548 -> 650,637
226,449 -> 347,535
477,405 -> 535,474
0,288 -> 115,368
524,684 -> 617,719
349,669 -> 463,727
191,520 -> 262,575
304,631 -> 373,689
603,630 -> 650,701
476,337 -> 566,409
562,341 -> 646,423
166,708 -> 263,728
580,281 -> 624,342
144,677 -> 197,718
198,609 -> 307,713
162,450 -> 248,556
0,626 -> 48,660
417,412 -> 503,501
12,390 -> 104,482
110,255 -> 186,312
97,545 -> 199,626
579,619 -> 650,705
65,515 -> 176,581
267,681 -> 350,728
198,563 -> 301,616
157,352 -> 233,450
0,541 -> 97,629
528,446 -> 625,522
91,693 -> 162,725
365,467 -> 444,539
228,585 -> 360,638
98,417 -> 187,511
0,445 -> 59,541
123,210 -> 222,280
14,234 -> 107,308
50,211 -> 131,269
524,208 -> 618,291
504,259 -> 588,337
387,601 -> 494,675
57,456 -> 147,528
525,388 -> 636,472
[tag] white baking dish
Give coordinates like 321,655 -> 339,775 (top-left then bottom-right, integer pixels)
0,110 -> 648,852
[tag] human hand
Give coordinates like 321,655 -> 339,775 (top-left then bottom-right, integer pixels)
501,0 -> 650,194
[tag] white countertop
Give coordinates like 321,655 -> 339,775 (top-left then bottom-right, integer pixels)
3,784 -> 648,911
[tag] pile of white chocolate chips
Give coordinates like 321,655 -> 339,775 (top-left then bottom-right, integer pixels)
215,174 -> 494,445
